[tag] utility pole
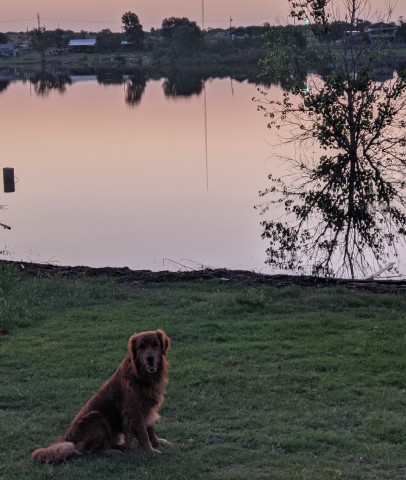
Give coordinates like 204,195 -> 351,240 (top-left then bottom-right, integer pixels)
37,13 -> 41,29
201,0 -> 205,29
229,16 -> 233,31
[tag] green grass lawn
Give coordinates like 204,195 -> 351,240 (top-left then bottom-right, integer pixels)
0,51 -> 146,69
0,51 -> 43,67
1,265 -> 406,479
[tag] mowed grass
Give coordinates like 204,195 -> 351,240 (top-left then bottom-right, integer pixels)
1,265 -> 406,480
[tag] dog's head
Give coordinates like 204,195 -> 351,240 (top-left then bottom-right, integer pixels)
129,330 -> 170,375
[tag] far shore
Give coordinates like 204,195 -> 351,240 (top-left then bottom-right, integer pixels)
0,49 -> 263,71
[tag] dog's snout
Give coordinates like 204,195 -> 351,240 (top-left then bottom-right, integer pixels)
146,353 -> 155,365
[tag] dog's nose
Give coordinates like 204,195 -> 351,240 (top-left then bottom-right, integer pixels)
146,354 -> 155,365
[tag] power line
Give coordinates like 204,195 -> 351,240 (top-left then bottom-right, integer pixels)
42,17 -> 123,24
0,18 -> 38,23
42,16 -> 278,24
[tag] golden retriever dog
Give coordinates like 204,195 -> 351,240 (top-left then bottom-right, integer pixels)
32,329 -> 170,463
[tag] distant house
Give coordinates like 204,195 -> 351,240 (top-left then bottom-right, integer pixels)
206,31 -> 229,43
343,30 -> 364,45
120,40 -> 138,49
344,30 -> 362,39
366,22 -> 397,44
0,43 -> 15,57
230,28 -> 249,41
68,39 -> 97,52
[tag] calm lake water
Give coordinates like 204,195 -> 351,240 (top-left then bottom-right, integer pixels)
1,72 -> 284,272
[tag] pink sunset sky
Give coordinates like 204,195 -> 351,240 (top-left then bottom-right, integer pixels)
0,0 -> 404,32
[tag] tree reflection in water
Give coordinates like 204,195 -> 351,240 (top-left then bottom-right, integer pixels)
97,70 -> 125,86
0,80 -> 10,93
162,71 -> 205,98
5,67 -> 269,102
125,70 -> 147,107
30,71 -> 72,96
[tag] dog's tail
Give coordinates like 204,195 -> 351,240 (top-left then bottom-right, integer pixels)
32,441 -> 79,463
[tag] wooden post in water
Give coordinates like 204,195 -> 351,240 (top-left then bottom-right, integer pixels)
3,168 -> 15,193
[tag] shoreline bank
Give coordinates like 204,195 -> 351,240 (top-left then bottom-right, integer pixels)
2,260 -> 406,293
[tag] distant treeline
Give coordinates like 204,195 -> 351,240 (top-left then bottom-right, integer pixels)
3,14 -> 405,57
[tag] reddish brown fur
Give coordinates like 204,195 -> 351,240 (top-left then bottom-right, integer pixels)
32,330 -> 171,463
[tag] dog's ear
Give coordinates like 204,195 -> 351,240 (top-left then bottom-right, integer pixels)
128,334 -> 139,370
156,330 -> 171,356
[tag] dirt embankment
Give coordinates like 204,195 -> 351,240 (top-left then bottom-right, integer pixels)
3,260 -> 406,294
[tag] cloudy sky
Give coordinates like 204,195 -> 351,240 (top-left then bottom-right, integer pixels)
1,0 -> 403,32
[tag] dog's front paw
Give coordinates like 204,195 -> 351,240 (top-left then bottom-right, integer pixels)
145,447 -> 161,454
156,438 -> 170,447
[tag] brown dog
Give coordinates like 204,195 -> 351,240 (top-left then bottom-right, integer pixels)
32,329 -> 171,463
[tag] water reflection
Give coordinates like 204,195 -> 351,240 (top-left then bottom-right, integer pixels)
0,77 -> 275,271
2,67 -> 405,274
125,71 -> 147,107
163,71 -> 205,98
30,71 -> 72,96
1,62 -> 404,103
0,66 -> 268,103
96,70 -> 126,86
0,80 -> 9,93
0,69 -> 24,94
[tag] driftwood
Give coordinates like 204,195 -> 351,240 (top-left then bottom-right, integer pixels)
2,260 -> 406,294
